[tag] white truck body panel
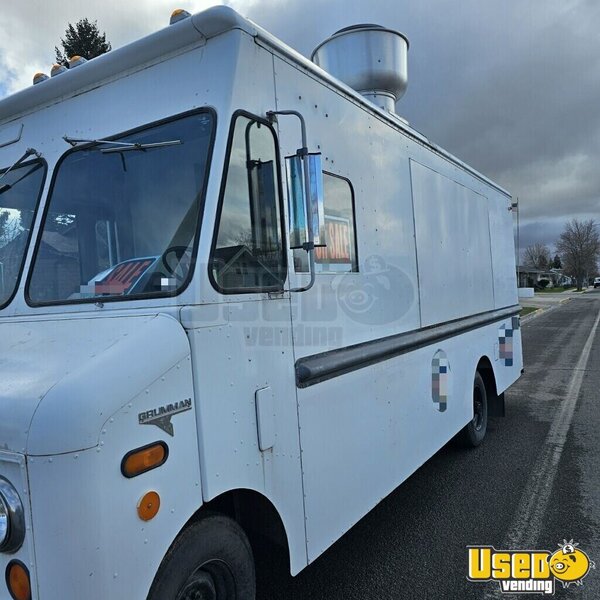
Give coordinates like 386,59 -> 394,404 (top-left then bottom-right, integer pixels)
411,161 -> 496,326
268,53 -> 520,562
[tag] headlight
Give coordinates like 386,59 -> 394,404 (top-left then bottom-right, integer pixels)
0,477 -> 25,553
0,494 -> 8,546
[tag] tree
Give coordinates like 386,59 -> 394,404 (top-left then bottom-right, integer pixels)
0,210 -> 22,248
523,242 -> 551,271
556,219 -> 600,290
551,254 -> 562,269
0,210 -> 8,247
55,18 -> 111,65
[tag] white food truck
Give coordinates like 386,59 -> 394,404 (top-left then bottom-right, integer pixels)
0,7 -> 522,599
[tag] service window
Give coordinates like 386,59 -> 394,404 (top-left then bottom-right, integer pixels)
210,114 -> 286,292
27,111 -> 214,305
294,172 -> 358,273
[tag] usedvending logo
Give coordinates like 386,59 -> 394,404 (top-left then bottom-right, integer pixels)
138,398 -> 192,436
468,540 -> 595,594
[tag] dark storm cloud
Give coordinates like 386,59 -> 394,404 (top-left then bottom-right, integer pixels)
2,1 -> 598,248
519,219 -> 566,256
234,0 -> 600,246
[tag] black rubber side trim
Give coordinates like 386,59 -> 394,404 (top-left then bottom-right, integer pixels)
295,305 -> 520,388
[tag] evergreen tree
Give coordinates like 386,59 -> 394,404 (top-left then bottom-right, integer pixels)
55,18 -> 111,66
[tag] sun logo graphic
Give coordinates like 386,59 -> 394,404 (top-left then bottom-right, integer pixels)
467,540 -> 595,595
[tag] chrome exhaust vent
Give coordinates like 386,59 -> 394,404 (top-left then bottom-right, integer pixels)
311,24 -> 409,114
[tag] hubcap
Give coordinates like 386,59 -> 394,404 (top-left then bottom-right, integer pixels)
472,386 -> 484,431
178,572 -> 216,600
176,560 -> 235,600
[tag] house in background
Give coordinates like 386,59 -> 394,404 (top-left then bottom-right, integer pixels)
549,268 -> 574,287
0,227 -> 79,301
516,266 -> 573,288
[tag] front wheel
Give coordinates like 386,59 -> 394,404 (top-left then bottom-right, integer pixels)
457,371 -> 488,448
147,513 -> 256,600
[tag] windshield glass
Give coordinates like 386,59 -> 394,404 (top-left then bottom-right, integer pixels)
28,111 -> 214,304
0,159 -> 45,308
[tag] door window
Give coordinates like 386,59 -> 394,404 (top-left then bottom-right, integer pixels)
211,114 -> 286,292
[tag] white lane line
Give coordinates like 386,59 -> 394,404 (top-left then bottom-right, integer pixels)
482,306 -> 600,599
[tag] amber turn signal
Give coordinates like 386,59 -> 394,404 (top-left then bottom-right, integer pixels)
137,491 -> 161,521
6,560 -> 31,600
121,442 -> 168,478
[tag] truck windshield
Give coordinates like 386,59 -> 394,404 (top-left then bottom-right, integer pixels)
0,159 -> 45,308
28,111 -> 214,304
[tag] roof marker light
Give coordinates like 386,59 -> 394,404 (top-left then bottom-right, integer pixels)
170,9 -> 191,25
33,73 -> 49,85
50,64 -> 67,77
68,55 -> 88,69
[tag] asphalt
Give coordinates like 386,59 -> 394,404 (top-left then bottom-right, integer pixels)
519,288 -> 590,310
255,288 -> 600,599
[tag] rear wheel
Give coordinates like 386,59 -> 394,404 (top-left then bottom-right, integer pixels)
457,371 -> 488,447
148,513 -> 256,600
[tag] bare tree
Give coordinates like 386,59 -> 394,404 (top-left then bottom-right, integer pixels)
556,219 -> 600,290
523,242 -> 551,270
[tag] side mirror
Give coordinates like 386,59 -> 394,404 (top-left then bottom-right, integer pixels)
285,152 -> 325,250
307,153 -> 326,248
285,154 -> 306,249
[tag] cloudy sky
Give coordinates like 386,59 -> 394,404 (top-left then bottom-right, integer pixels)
1,0 -> 599,256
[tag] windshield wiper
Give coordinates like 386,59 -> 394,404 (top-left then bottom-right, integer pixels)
0,163 -> 43,196
63,135 -> 182,153
0,147 -> 42,194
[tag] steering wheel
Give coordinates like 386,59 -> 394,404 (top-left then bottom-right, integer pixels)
162,246 -> 192,283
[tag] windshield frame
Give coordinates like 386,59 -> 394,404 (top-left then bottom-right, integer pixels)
25,107 -> 217,308
0,156 -> 47,311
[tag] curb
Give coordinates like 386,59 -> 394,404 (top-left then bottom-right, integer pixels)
520,298 -> 571,325
521,308 -> 544,324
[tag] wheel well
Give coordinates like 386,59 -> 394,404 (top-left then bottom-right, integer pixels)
191,489 -> 290,567
477,356 -> 504,417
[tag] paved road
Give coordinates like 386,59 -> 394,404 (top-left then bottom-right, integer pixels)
255,289 -> 600,599
520,288 -> 590,309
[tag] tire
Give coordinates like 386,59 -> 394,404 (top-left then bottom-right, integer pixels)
147,513 -> 256,600
457,371 -> 488,448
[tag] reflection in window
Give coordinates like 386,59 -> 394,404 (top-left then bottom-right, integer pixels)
0,160 -> 45,307
28,111 -> 214,304
211,115 -> 286,291
294,173 -> 358,273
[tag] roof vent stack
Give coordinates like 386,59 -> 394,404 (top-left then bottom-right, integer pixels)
311,24 -> 409,114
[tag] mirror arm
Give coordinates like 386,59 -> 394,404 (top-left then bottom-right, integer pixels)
267,110 -> 316,293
